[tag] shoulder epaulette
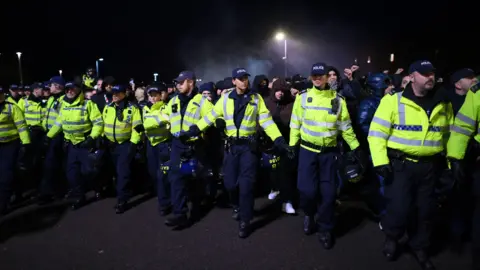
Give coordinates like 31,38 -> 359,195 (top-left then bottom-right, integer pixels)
471,82 -> 480,93
127,102 -> 138,108
298,89 -> 307,95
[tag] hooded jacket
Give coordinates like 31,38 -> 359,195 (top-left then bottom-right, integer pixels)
252,75 -> 270,98
264,79 -> 293,141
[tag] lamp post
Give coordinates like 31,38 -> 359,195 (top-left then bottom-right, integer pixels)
275,32 -> 288,77
59,70 -> 63,76
16,52 -> 23,84
96,58 -> 104,77
367,56 -> 371,64
153,73 -> 158,82
390,53 -> 394,63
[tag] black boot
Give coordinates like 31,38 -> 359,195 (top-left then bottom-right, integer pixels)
412,249 -> 435,270
303,215 -> 315,235
383,236 -> 397,261
232,207 -> 240,221
165,214 -> 188,228
238,221 -> 251,239
115,202 -> 128,214
318,231 -> 334,250
159,206 -> 172,217
37,195 -> 55,206
71,197 -> 87,211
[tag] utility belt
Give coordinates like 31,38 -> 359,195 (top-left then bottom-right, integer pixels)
300,139 -> 337,153
387,148 -> 443,163
28,125 -> 45,134
225,135 -> 257,153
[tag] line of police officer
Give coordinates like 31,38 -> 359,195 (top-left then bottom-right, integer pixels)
0,60 -> 479,270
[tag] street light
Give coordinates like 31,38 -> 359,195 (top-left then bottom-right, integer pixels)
59,70 -> 63,76
275,31 -> 288,77
153,73 -> 158,82
390,53 -> 394,63
96,58 -> 104,77
16,52 -> 23,84
367,56 -> 371,64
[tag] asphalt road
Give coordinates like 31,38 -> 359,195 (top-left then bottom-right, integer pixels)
0,194 -> 473,270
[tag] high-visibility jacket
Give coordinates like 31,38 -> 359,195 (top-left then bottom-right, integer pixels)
43,95 -> 65,131
289,88 -> 359,153
47,93 -> 104,144
368,91 -> 454,167
0,102 -> 31,144
103,101 -> 142,144
18,96 -> 46,128
82,74 -> 95,89
163,93 -> 213,141
6,96 -> 20,106
143,101 -> 170,146
196,91 -> 282,140
447,82 -> 480,160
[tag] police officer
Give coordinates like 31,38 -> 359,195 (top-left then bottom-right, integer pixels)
160,70 -> 213,228
6,84 -> 22,105
447,75 -> 480,270
137,84 -> 172,215
369,60 -> 453,270
37,76 -> 66,204
83,67 -> 96,89
103,85 -> 142,214
290,62 -> 363,249
0,86 -> 31,215
45,82 -> 104,210
186,68 -> 291,238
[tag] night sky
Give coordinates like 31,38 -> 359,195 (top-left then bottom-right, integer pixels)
0,0 -> 477,85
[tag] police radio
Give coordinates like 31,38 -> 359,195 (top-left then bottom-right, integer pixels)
331,98 -> 339,114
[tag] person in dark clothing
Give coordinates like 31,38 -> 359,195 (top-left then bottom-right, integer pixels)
252,75 -> 270,98
263,78 -> 296,214
91,76 -> 115,112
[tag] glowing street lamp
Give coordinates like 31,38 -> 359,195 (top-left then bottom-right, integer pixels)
96,58 -> 104,77
367,56 -> 371,64
153,73 -> 159,82
59,70 -> 63,76
390,53 -> 394,63
16,52 -> 23,84
274,31 -> 288,77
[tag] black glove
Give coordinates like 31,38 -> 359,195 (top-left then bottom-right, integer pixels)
79,136 -> 95,149
354,147 -> 368,169
273,137 -> 294,158
215,119 -> 226,130
375,164 -> 393,185
179,125 -> 201,142
450,159 -> 467,190
134,124 -> 145,133
17,144 -> 31,171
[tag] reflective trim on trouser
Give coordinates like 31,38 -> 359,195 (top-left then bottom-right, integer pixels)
297,147 -> 338,232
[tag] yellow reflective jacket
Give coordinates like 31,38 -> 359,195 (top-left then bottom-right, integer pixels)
103,101 -> 143,144
143,101 -> 170,146
368,90 -> 453,167
196,90 -> 282,141
0,102 -> 31,144
447,83 -> 480,160
6,96 -> 20,106
43,95 -> 65,131
164,93 -> 213,141
47,93 -> 104,144
289,88 -> 359,153
82,74 -> 95,89
18,96 -> 46,128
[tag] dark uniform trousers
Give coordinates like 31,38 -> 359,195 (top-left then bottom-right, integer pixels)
168,138 -> 201,216
65,143 -> 91,199
0,139 -> 20,212
223,143 -> 258,222
297,148 -> 338,232
472,168 -> 480,270
40,134 -> 65,197
146,141 -> 171,211
110,142 -> 134,203
382,158 -> 441,250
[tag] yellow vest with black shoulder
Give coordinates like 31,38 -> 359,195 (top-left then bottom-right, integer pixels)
103,101 -> 143,144
369,91 -> 453,167
196,91 -> 282,141
289,88 -> 359,153
0,102 -> 31,144
164,93 -> 213,141
143,101 -> 170,146
47,93 -> 104,144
